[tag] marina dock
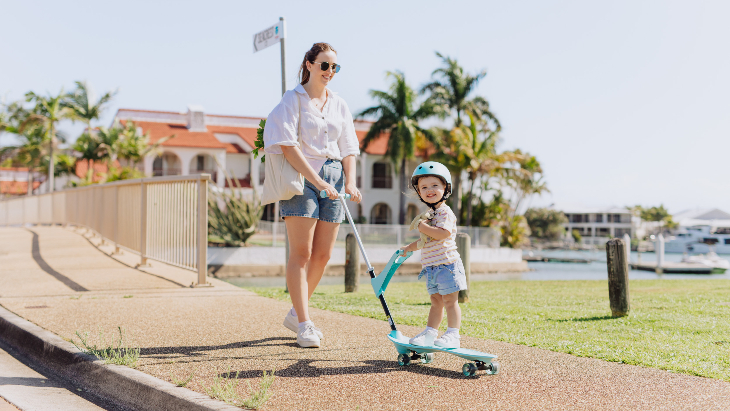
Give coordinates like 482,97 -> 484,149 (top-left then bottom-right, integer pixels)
630,262 -> 713,274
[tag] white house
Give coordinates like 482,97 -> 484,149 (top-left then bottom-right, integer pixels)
559,206 -> 634,245
112,106 -> 430,224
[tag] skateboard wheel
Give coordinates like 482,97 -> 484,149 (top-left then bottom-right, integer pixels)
486,361 -> 499,375
421,353 -> 435,364
462,363 -> 477,377
397,354 -> 411,366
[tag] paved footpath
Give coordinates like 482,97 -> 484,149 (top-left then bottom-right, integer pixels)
1,226 -> 729,410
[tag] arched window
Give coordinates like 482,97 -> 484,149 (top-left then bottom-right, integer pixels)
152,152 -> 181,176
370,203 -> 392,225
372,162 -> 392,189
406,204 -> 419,223
262,203 -> 276,222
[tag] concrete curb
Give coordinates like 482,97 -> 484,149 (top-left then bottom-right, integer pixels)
0,305 -> 240,411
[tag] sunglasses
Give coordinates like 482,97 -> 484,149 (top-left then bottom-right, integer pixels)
313,61 -> 341,73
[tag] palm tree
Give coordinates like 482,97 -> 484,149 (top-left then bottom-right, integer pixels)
64,80 -> 117,137
429,126 -> 471,224
24,90 -> 75,193
0,126 -> 47,195
358,71 -> 437,224
421,52 -> 501,130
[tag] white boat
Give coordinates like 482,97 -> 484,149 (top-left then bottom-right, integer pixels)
681,251 -> 729,274
664,225 -> 730,254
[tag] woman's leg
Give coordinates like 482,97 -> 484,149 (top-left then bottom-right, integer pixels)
427,293 -> 445,329
285,216 -> 317,322
442,291 -> 461,329
306,220 -> 340,298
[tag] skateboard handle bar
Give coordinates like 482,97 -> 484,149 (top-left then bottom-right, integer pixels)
320,190 -> 351,200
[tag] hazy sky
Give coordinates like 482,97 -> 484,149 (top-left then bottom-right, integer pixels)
1,0 -> 728,214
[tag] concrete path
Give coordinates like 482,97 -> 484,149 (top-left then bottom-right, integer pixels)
1,226 -> 729,410
0,339 -> 122,411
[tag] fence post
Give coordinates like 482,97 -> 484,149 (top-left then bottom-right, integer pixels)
196,175 -> 209,286
457,233 -> 471,303
606,238 -> 630,317
345,233 -> 360,292
113,186 -> 120,254
139,181 -> 148,267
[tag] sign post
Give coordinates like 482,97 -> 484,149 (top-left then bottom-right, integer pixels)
254,17 -> 289,283
253,17 -> 287,95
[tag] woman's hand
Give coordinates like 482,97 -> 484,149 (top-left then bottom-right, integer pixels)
345,183 -> 361,203
316,181 -> 339,200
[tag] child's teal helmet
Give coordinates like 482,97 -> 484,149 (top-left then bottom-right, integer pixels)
411,161 -> 452,199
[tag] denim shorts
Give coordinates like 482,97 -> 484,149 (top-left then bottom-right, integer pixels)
280,159 -> 345,223
418,259 -> 468,295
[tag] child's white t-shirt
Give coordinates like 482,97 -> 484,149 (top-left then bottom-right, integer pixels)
420,204 -> 460,267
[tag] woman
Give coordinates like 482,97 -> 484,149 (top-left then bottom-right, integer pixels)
263,42 -> 361,348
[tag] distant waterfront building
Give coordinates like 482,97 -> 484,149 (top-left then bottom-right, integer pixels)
112,106 -> 430,224
559,206 -> 634,245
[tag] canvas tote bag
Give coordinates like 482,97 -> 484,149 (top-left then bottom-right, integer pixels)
261,93 -> 305,205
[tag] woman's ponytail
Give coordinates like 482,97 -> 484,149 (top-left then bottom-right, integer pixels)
298,42 -> 337,85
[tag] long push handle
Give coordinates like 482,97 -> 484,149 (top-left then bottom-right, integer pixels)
321,189 -> 398,331
319,190 -> 351,200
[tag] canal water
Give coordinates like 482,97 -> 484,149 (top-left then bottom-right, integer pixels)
224,249 -> 730,289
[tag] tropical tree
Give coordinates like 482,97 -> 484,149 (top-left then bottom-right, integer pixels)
0,126 -> 47,195
357,71 -> 437,224
420,52 -> 501,129
23,90 -> 75,192
420,53 -> 502,223
64,80 -> 117,136
74,120 -> 172,183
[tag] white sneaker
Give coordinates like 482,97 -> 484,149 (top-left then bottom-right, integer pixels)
434,332 -> 460,349
283,311 -> 323,339
297,323 -> 321,348
409,329 -> 437,346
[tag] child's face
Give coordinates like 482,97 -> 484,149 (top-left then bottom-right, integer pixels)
417,176 -> 446,203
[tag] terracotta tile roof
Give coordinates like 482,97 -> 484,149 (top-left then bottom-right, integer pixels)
0,167 -> 30,172
115,108 -> 407,156
74,159 -> 119,181
0,180 -> 41,195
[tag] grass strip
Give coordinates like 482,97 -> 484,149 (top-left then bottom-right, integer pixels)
252,279 -> 730,381
72,326 -> 141,368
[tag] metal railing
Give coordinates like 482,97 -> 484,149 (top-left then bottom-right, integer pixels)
253,220 -> 501,248
0,174 -> 210,285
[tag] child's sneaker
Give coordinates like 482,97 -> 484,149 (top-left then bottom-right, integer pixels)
409,328 -> 437,346
283,310 -> 323,339
297,323 -> 321,348
434,332 -> 460,349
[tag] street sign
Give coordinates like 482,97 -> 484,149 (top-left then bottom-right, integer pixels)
253,21 -> 284,53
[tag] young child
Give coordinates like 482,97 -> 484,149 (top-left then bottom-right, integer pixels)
400,161 -> 467,349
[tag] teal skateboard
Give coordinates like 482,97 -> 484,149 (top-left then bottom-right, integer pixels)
322,190 -> 500,377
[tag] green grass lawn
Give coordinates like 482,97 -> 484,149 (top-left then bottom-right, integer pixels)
252,279 -> 730,381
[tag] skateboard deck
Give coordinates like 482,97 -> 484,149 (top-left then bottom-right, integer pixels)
387,330 -> 497,363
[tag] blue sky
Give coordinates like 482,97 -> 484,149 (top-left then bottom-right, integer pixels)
1,0 -> 728,214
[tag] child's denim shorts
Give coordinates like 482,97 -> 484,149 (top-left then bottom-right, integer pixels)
418,259 -> 468,296
280,159 -> 345,223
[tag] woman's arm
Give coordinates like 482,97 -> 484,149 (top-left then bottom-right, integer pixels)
341,155 -> 361,203
417,220 -> 451,241
280,146 -> 338,199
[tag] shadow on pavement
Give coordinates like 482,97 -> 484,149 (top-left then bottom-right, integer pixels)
140,337 -> 299,358
222,358 -> 469,380
26,229 -> 88,292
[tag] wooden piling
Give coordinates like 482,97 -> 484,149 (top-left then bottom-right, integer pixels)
457,233 -> 471,303
606,238 -> 630,317
345,233 -> 360,292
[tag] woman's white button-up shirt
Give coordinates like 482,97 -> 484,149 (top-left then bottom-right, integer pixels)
263,84 -> 360,174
